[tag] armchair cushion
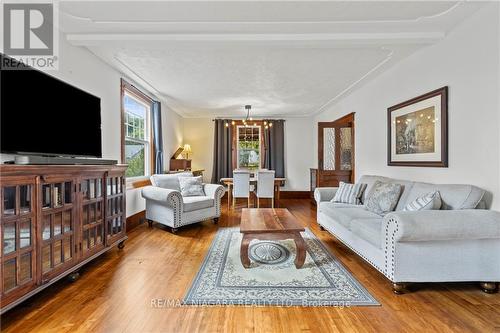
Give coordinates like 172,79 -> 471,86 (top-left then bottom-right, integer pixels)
183,196 -> 214,212
179,176 -> 205,197
150,172 -> 193,191
385,210 -> 500,242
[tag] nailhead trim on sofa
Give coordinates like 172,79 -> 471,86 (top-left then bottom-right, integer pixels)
384,217 -> 399,281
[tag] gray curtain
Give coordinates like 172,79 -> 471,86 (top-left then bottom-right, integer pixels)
264,120 -> 285,178
151,101 -> 164,174
211,119 -> 233,183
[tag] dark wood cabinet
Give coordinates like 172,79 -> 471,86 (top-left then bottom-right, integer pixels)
0,164 -> 127,314
312,113 -> 355,203
169,159 -> 191,171
310,169 -> 352,202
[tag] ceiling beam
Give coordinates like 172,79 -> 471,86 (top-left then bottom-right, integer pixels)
66,32 -> 444,47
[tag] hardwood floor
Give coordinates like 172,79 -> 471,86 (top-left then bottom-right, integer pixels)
1,199 -> 499,332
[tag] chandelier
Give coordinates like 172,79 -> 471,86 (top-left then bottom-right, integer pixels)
224,105 -> 272,129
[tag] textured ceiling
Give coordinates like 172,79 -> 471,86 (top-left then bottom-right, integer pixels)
61,1 -> 483,117
107,47 -> 393,117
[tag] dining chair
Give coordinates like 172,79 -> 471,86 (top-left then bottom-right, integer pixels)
232,170 -> 251,208
255,170 -> 275,208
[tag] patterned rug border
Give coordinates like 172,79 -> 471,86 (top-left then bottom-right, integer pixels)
183,227 -> 380,307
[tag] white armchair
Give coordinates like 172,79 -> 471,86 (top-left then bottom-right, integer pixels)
141,173 -> 225,233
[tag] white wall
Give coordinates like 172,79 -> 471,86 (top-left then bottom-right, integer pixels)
313,3 -> 500,209
283,117 -> 314,191
498,3 -> 500,210
182,118 -> 214,183
182,117 -> 314,191
0,32 -> 184,217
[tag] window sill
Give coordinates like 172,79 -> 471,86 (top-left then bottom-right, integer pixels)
126,176 -> 151,190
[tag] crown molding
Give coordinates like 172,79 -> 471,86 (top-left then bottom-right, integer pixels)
60,2 -> 462,25
306,48 -> 396,116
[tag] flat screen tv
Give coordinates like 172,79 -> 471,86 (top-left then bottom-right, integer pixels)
1,54 -> 102,157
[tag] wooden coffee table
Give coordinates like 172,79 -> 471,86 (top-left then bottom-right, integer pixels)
240,208 -> 306,269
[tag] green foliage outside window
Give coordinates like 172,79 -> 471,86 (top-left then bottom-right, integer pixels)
125,142 -> 145,178
238,139 -> 260,170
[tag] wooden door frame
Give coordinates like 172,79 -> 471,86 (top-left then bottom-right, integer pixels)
318,112 -> 355,182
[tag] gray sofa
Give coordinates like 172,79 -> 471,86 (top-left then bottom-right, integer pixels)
314,175 -> 500,294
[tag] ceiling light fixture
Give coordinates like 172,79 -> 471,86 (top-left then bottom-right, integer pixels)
244,105 -> 252,122
228,105 -> 272,128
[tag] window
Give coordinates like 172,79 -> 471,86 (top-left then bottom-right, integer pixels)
121,80 -> 152,179
237,126 -> 261,170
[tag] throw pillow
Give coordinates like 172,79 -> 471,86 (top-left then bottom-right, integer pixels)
179,176 -> 205,197
403,191 -> 442,211
365,181 -> 402,216
331,182 -> 367,205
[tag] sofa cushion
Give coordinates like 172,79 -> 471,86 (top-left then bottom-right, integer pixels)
332,182 -> 367,205
365,181 -> 403,216
358,175 -> 414,209
349,218 -> 383,249
403,191 -> 442,211
318,202 -> 360,213
322,207 -> 380,228
151,172 -> 193,191
182,196 -> 214,212
404,182 -> 485,210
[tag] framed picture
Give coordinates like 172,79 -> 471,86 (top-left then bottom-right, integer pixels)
387,87 -> 448,167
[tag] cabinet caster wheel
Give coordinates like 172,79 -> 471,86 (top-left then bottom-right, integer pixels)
171,228 -> 178,234
480,282 -> 498,293
118,241 -> 125,249
213,218 -> 219,224
68,272 -> 80,282
319,225 -> 325,231
147,220 -> 153,228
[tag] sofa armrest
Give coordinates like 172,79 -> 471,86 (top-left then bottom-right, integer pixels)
141,186 -> 183,209
314,187 -> 338,204
204,184 -> 225,200
384,210 -> 500,242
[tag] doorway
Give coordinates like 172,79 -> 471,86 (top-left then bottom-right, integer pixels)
317,112 -> 355,186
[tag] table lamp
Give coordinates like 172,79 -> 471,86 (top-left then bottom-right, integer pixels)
183,144 -> 192,160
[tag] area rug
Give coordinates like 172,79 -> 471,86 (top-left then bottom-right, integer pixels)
184,227 -> 379,307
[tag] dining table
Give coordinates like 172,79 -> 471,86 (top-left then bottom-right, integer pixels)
220,177 -> 286,208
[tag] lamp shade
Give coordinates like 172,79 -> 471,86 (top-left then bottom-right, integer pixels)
183,144 -> 192,153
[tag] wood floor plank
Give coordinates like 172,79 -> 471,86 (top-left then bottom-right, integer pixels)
1,199 -> 499,333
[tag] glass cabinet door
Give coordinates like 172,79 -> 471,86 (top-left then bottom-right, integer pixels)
105,173 -> 126,245
1,178 -> 37,299
79,175 -> 106,259
40,177 -> 76,281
